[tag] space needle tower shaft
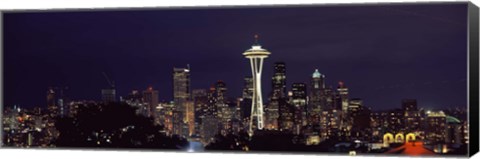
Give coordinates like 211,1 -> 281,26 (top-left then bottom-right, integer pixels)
243,35 -> 271,136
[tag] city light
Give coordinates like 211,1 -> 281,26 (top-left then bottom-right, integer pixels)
1,35 -> 469,156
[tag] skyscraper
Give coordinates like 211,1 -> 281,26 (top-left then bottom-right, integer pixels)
320,109 -> 342,140
266,62 -> 286,130
46,87 -> 59,144
161,101 -> 175,136
192,89 -> 207,99
271,62 -> 287,98
123,90 -> 145,116
291,83 -> 307,134
143,87 -> 159,118
336,81 -> 350,135
192,89 -> 208,118
348,98 -> 372,141
337,81 -> 349,115
45,86 -> 69,118
324,86 -> 336,110
278,96 -> 294,132
215,80 -> 228,119
186,100 -> 195,137
201,115 -> 219,144
101,72 -> 116,103
348,98 -> 363,114
215,81 -> 227,106
240,76 -> 253,130
242,76 -> 253,99
446,116 -> 463,145
402,99 -> 421,132
243,35 -> 271,136
426,111 -> 447,145
101,89 -> 116,103
207,86 -> 218,117
308,69 -> 325,125
173,65 -> 191,137
214,81 -> 230,136
201,86 -> 220,143
46,87 -> 57,117
192,89 -> 208,137
173,66 -> 191,110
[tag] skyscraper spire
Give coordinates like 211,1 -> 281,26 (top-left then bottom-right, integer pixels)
313,69 -> 321,78
254,34 -> 260,46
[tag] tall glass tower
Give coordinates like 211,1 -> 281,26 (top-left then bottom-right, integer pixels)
243,35 -> 271,136
173,65 -> 191,137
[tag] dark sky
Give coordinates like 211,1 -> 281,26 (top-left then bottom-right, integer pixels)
3,3 -> 468,110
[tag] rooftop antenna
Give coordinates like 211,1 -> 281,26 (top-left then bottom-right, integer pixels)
254,34 -> 260,45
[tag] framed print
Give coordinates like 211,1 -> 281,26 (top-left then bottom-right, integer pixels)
1,1 -> 479,157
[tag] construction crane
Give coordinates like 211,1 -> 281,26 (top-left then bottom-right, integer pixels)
101,72 -> 116,102
102,72 -> 115,89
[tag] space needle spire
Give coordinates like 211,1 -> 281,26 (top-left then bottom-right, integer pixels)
243,34 -> 271,136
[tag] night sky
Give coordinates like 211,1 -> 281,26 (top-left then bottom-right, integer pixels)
3,3 -> 468,110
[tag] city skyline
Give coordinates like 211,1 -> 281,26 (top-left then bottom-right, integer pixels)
4,3 -> 468,110
1,3 -> 475,156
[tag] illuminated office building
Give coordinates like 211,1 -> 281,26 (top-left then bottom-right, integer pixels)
266,62 -> 286,130
271,62 -> 287,98
463,122 -> 469,144
337,81 -> 349,115
161,102 -> 175,136
215,81 -> 228,119
192,89 -> 208,136
173,65 -> 191,137
278,99 -> 294,131
53,87 -> 68,118
46,88 -> 57,117
192,89 -> 207,98
320,109 -> 342,140
101,74 -> 116,103
324,86 -> 336,110
123,90 -> 145,116
242,76 -> 253,99
241,77 -> 253,131
370,111 -> 385,142
348,98 -> 363,114
402,99 -> 421,132
186,100 -> 195,137
308,69 -> 325,125
425,111 -> 447,144
386,109 -> 405,133
214,81 -> 231,136
291,83 -> 307,134
143,87 -> 159,118
201,115 -> 218,145
445,116 -> 462,145
336,81 -> 350,134
173,65 -> 191,112
101,89 -> 116,103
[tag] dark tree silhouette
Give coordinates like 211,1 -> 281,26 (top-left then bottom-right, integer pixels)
205,134 -> 242,150
248,130 -> 300,151
54,102 -> 188,149
205,130 -> 339,152
205,131 -> 250,151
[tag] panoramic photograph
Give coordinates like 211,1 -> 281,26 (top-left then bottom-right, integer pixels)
1,2 -> 470,157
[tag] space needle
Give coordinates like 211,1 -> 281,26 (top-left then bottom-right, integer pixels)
243,35 -> 271,136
